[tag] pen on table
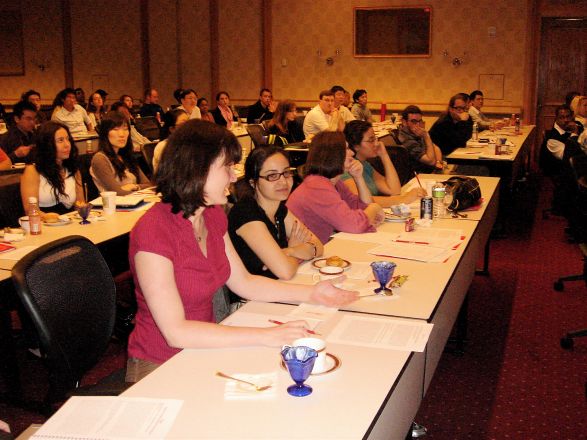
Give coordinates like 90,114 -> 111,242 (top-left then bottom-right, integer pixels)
414,171 -> 423,189
268,319 -> 321,335
395,239 -> 430,245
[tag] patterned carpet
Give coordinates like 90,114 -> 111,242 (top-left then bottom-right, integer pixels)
416,176 -> 587,439
1,176 -> 585,439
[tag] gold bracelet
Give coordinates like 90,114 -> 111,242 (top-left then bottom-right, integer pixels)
305,241 -> 317,259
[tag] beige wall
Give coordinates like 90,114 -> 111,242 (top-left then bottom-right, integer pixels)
0,0 -> 66,105
0,0 -> 530,115
70,0 -> 143,105
271,0 -> 528,113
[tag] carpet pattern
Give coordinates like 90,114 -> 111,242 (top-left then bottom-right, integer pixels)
1,176 -> 586,439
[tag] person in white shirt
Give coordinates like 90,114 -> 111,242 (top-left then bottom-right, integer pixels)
302,90 -> 343,139
177,88 -> 202,120
468,90 -> 504,131
51,88 -> 94,136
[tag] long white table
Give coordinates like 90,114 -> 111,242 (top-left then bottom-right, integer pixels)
123,301 -> 424,440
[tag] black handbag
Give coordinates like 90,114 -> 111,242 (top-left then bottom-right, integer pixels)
442,176 -> 482,212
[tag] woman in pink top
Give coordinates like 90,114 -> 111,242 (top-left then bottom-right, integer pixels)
287,131 -> 384,244
126,120 -> 358,382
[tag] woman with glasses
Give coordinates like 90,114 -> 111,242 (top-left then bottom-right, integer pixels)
287,131 -> 384,244
343,120 -> 426,207
229,146 -> 323,281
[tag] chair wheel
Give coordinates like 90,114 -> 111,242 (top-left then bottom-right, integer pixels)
561,337 -> 574,350
554,280 -> 564,291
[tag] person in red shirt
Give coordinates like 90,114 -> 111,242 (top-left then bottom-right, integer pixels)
125,120 -> 358,382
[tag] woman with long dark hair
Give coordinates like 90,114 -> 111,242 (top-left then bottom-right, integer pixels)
90,112 -> 151,195
229,146 -> 323,281
266,100 -> 304,145
20,121 -> 84,216
87,91 -> 108,129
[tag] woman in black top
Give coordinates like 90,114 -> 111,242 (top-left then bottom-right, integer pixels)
228,146 -> 323,281
265,100 -> 304,145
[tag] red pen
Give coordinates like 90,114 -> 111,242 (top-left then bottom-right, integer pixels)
395,239 -> 429,245
268,319 -> 321,335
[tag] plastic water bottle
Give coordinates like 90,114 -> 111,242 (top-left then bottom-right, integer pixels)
514,117 -> 521,135
85,139 -> 93,154
472,122 -> 478,141
28,197 -> 42,235
432,183 -> 446,218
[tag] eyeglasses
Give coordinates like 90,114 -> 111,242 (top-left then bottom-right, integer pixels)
362,137 -> 377,143
259,168 -> 296,182
408,119 -> 424,124
451,106 -> 467,111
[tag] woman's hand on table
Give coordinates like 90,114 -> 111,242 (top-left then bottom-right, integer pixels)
404,187 -> 427,203
309,278 -> 359,306
262,320 -> 311,346
288,220 -> 312,247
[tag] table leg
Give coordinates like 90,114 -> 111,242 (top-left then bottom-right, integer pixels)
475,239 -> 491,276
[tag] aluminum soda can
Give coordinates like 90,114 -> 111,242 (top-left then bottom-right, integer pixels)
420,197 -> 433,220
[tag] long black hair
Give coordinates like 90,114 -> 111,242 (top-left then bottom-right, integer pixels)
98,112 -> 141,181
235,146 -> 289,200
34,121 -> 80,202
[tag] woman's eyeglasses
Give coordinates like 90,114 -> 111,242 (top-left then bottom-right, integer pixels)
259,168 -> 296,182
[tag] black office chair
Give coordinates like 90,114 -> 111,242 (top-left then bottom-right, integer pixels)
554,153 -> 587,292
367,145 -> 414,186
0,173 -> 24,228
245,124 -> 267,149
141,141 -> 158,177
12,236 -> 129,414
134,116 -> 161,141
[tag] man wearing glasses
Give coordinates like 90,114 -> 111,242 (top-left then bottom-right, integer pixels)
429,93 -> 473,156
398,105 -> 443,172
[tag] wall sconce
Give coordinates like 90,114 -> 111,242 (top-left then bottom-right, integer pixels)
317,48 -> 342,66
442,49 -> 468,67
33,59 -> 50,72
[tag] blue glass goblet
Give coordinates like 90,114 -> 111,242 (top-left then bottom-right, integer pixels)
370,261 -> 396,294
75,202 -> 93,225
281,346 -> 317,397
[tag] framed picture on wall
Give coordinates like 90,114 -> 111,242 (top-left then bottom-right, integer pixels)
0,9 -> 25,76
354,6 -> 432,58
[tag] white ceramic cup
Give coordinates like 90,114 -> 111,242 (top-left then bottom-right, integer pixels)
100,191 -> 117,216
18,216 -> 30,233
293,337 -> 327,374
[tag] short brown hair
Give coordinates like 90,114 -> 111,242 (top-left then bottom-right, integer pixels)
157,120 -> 242,217
305,131 -> 346,179
319,90 -> 334,100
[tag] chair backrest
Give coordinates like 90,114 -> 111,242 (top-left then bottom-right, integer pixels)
246,124 -> 267,149
141,141 -> 158,177
368,145 -> 413,186
12,236 -> 117,403
0,173 -> 24,227
78,154 -> 100,202
134,116 -> 161,141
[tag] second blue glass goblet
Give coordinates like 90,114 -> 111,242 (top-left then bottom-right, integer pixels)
370,261 -> 396,294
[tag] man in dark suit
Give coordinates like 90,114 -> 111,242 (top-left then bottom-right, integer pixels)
0,101 -> 36,164
246,88 -> 275,124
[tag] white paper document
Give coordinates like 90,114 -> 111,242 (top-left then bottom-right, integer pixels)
368,241 -> 457,263
327,315 -> 433,352
31,396 -> 183,439
0,245 -> 38,261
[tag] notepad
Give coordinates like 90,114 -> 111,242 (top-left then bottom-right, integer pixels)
90,195 -> 146,208
31,396 -> 183,439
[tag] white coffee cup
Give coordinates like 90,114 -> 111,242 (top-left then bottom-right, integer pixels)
293,337 -> 327,374
18,216 -> 30,233
100,191 -> 117,216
